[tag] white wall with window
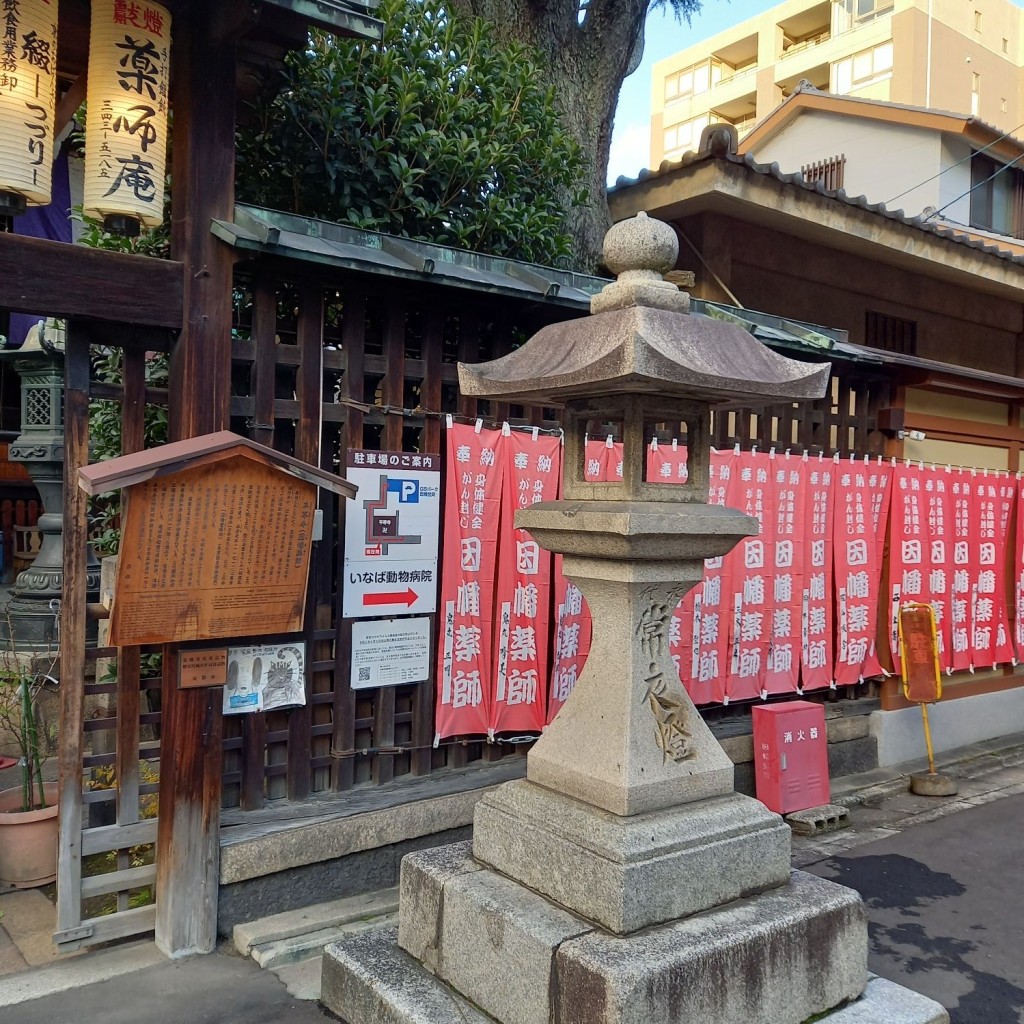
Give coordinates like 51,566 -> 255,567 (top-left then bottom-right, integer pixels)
663,114 -> 712,157
749,109 -> 943,213
831,40 -> 894,95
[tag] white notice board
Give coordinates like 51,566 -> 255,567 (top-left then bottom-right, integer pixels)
343,449 -> 441,619
351,617 -> 432,689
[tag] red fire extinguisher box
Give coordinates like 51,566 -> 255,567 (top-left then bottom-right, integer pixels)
751,701 -> 830,814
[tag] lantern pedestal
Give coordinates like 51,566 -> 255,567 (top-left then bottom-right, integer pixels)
320,213 -> 948,1024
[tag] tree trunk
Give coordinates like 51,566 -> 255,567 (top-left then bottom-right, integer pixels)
450,0 -> 645,271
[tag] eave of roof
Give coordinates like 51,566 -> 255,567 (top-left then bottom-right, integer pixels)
257,0 -> 383,40
737,87 -> 1024,165
213,205 -> 608,310
609,129 -> 1024,301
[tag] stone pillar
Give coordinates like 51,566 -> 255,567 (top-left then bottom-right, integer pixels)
321,214 -> 949,1024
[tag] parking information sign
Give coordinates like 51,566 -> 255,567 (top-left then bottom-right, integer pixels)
343,449 -> 442,619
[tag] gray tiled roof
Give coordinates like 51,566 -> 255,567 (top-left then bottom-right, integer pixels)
610,125 -> 1024,268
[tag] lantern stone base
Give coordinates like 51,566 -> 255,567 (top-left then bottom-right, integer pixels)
322,860 -> 945,1024
471,780 -> 791,934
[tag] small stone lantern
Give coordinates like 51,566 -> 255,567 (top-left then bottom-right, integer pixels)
0,321 -> 100,652
321,214 -> 949,1024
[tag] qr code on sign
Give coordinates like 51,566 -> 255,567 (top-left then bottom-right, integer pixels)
358,667 -> 371,682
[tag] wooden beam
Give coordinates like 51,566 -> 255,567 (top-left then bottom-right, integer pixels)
56,73 -> 88,139
0,234 -> 184,328
155,4 -> 237,959
55,323 -> 90,952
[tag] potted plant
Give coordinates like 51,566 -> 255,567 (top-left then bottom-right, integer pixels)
0,662 -> 59,888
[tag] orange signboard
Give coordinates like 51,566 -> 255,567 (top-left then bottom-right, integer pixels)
109,455 -> 317,646
898,603 -> 942,704
179,649 -> 229,688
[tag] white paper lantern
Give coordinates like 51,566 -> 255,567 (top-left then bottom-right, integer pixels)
84,0 -> 171,231
0,0 -> 59,212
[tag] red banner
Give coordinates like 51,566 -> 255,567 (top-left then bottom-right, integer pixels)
647,439 -> 688,484
435,423 -> 506,742
1016,474 -> 1024,661
763,455 -> 805,695
971,473 -> 1015,669
800,457 -> 835,691
489,430 -> 562,736
888,464 -> 952,673
584,436 -> 623,482
675,449 -> 737,703
834,458 -> 891,685
949,471 -> 974,673
548,561 -> 591,723
725,451 -> 774,703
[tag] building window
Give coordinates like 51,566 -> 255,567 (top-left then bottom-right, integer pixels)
801,153 -> 846,191
832,0 -> 894,32
832,41 -> 893,94
974,10 -> 982,32
663,114 -> 710,157
1002,37 -> 1008,53
664,59 -> 728,103
971,72 -> 980,116
969,152 -> 1024,237
1002,97 -> 1008,113
865,312 -> 917,355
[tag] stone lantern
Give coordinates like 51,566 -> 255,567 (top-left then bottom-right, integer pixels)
322,214 -> 947,1024
0,321 -> 100,652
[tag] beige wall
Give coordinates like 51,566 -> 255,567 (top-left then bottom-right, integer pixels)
650,0 -> 1024,168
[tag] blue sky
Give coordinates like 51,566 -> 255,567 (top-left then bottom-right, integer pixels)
607,0 -> 780,184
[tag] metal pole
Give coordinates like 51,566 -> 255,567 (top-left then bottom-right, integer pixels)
920,702 -> 936,776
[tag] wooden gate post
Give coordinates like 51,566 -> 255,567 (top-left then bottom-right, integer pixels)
154,9 -> 237,958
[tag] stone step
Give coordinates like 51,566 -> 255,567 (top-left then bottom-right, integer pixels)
323,925 -> 496,1024
232,888 -> 399,971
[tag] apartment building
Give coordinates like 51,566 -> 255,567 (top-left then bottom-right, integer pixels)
650,0 -> 1024,167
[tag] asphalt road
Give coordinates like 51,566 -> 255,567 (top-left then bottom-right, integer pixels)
808,793 -> 1024,1024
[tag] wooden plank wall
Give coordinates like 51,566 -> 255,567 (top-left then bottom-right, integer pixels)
224,269 -> 563,809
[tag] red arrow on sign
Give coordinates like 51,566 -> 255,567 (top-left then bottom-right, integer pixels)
363,589 -> 418,608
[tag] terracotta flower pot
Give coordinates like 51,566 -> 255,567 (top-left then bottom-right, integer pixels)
0,782 -> 59,888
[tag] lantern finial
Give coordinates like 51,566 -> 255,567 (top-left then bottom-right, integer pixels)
593,212 -> 689,314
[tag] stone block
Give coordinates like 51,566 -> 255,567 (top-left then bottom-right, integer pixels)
217,826 -> 471,937
719,734 -> 753,764
321,926 -> 494,1024
785,804 -> 850,836
553,871 -> 868,1024
827,735 -> 878,779
733,760 -> 756,797
437,869 -> 593,1024
473,781 -> 790,935
397,841 -> 480,972
821,974 -> 948,1023
827,716 -> 870,744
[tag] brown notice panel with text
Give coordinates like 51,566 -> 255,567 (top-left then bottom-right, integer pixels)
109,454 -> 317,646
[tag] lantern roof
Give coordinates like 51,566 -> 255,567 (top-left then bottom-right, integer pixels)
457,213 -> 831,408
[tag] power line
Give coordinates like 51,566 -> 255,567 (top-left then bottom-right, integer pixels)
923,151 -> 1024,223
884,120 -> 1024,207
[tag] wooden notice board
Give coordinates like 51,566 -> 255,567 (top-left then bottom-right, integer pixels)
898,603 -> 942,704
109,454 -> 317,646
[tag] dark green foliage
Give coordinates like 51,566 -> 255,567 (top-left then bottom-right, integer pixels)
236,0 -> 588,265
